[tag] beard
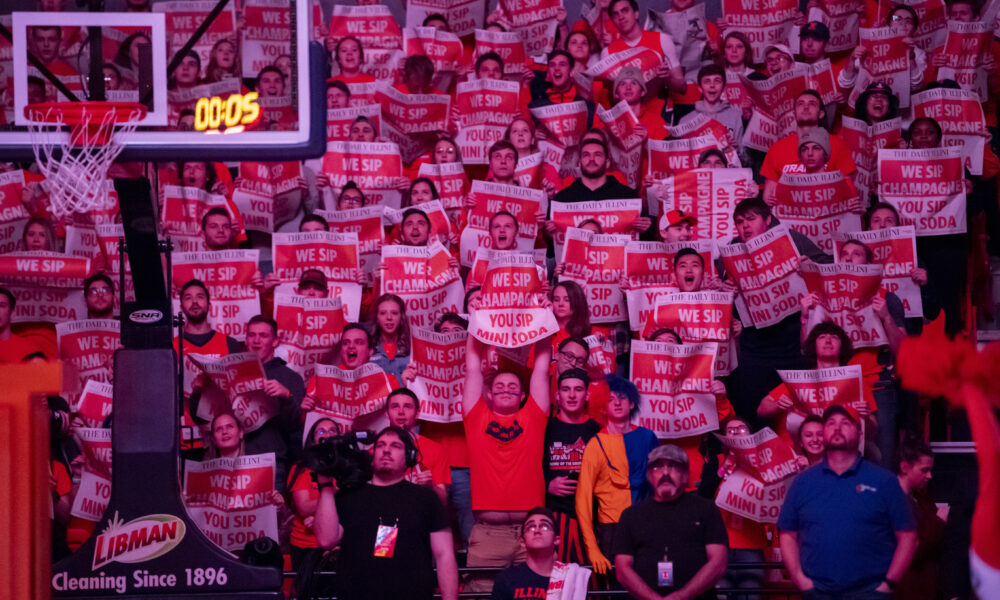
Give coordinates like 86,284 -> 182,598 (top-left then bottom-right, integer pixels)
581,161 -> 606,179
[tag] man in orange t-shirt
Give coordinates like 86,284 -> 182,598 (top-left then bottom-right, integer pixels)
462,335 -> 552,593
0,287 -> 42,363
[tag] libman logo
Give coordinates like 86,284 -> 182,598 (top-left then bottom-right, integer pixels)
92,512 -> 186,570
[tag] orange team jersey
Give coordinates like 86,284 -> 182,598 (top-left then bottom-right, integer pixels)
606,30 -> 677,64
420,421 -> 469,468
288,467 -> 320,548
760,131 -> 857,180
464,397 -> 547,511
333,73 -> 376,85
721,507 -> 769,549
0,333 -> 43,363
407,434 -> 452,485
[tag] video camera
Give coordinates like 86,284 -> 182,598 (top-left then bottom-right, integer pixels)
300,430 -> 375,490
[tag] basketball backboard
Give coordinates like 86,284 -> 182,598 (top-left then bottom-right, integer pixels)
0,0 -> 326,162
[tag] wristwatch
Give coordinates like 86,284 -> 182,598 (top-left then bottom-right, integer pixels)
883,578 -> 898,591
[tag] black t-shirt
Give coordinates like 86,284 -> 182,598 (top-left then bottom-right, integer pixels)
543,417 -> 601,515
552,177 -> 638,204
491,563 -> 549,600
335,480 -> 449,600
613,493 -> 728,599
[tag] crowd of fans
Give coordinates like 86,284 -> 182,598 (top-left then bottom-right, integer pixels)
2,0 -> 999,597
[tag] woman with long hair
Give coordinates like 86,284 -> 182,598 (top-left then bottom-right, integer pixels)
551,281 -> 591,346
287,417 -> 341,586
369,294 -> 411,381
203,38 -> 239,83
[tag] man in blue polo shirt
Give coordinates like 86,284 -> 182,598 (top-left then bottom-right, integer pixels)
778,404 -> 917,598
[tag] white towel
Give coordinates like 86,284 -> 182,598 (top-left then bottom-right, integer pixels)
546,561 -> 592,600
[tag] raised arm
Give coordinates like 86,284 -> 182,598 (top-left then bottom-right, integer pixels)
463,336 -> 486,415
313,480 -> 344,549
529,336 -> 553,413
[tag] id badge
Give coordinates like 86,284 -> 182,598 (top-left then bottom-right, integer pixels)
657,561 -> 674,587
373,524 -> 398,557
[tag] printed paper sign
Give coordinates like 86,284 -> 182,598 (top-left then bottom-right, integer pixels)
743,67 -> 808,122
70,427 -> 112,521
741,109 -> 796,153
329,5 -> 403,50
407,0 -> 484,37
468,252 -> 558,348
585,46 -> 663,83
630,340 -> 719,439
718,225 -> 807,328
715,470 -> 794,524
834,226 -> 923,318
668,113 -> 740,166
459,180 -> 546,266
327,104 -> 381,142
850,27 -> 910,108
376,83 -> 451,134
650,168 -> 756,241
877,147 -> 966,236
241,0 -> 291,78
381,242 -> 465,329
839,116 -> 903,173
274,291 -> 348,380
474,29 -> 527,75
777,365 -> 865,416
0,170 -> 29,254
188,352 -> 278,433
184,453 -> 279,551
647,136 -> 729,179
418,162 -> 469,210
155,0 -> 237,78
467,247 -> 547,291
646,290 -> 737,375
57,319 -> 120,387
498,0 -> 562,28
912,88 -> 987,175
721,0 -> 798,62
807,0 -> 861,53
307,362 -> 394,429
316,205 -> 386,274
876,0 -> 946,52
73,379 -> 115,428
0,251 -> 89,324
598,101 -> 643,151
454,79 -> 523,163
160,184 -> 232,239
718,427 -> 802,484
409,328 -> 466,423
936,20 -> 992,99
624,241 -> 678,291
529,101 -> 589,148
321,141 -> 403,197
404,26 -> 464,74
799,262 -> 889,349
774,171 -> 862,254
172,250 -> 261,340
559,228 -> 630,323
549,199 -> 641,259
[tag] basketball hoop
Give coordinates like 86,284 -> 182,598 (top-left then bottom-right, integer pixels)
24,101 -> 147,217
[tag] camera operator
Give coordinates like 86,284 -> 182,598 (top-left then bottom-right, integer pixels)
314,426 -> 459,600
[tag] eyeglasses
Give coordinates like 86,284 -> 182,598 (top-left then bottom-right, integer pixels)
891,14 -> 914,23
558,351 -> 587,367
726,425 -> 749,435
88,288 -> 112,296
315,428 -> 339,437
524,521 -> 554,532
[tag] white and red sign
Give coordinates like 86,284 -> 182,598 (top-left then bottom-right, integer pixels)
241,0 -> 291,78
936,20 -> 993,99
321,141 -> 404,203
184,453 -> 279,552
777,365 -> 865,416
799,262 -> 889,349
474,29 -> 527,75
598,101 -> 643,151
469,252 -> 558,348
548,199 -> 641,259
329,4 -> 402,50
57,319 -> 120,386
807,0 -> 861,53
559,228 -> 630,324
188,352 -> 277,433
876,0 -> 946,52
877,147 -> 966,236
316,205 -> 387,274
70,427 -> 113,522
585,46 -> 663,83
648,135 -> 728,179
650,168 -> 756,241
307,362 -> 395,430
459,180 -> 546,266
381,242 -> 465,329
0,252 -> 88,324
715,469 -> 795,524
721,0 -> 799,62
850,27 -> 910,107
172,250 -> 260,340
155,0 -> 237,78
454,78 -> 522,164
407,0 -> 485,37
834,226 -> 923,318
630,340 -> 719,439
529,101 -> 589,148
274,291 -> 348,380
327,104 -> 382,142
418,162 -> 469,210
409,328 -> 466,424
718,225 -> 807,328
774,171 -> 862,255
0,170 -> 29,254
160,184 -> 232,242
73,379 -> 115,428
646,290 -> 737,375
376,83 -> 451,134
404,26 -> 465,74
718,427 -> 802,484
912,88 -> 988,175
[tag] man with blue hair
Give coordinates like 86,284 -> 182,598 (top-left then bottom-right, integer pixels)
574,374 -> 659,574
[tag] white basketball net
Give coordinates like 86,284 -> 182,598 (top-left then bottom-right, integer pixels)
26,105 -> 144,217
